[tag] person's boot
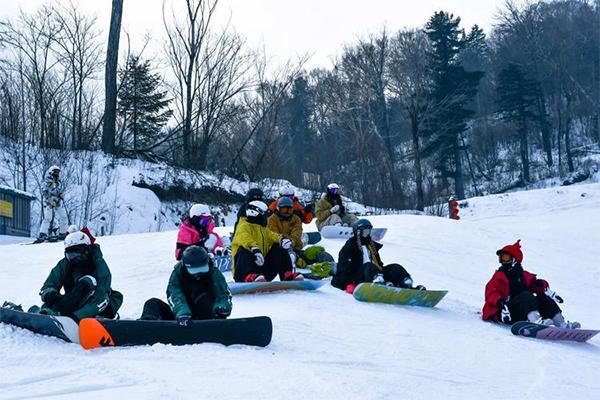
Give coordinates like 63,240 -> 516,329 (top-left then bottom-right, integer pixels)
552,312 -> 581,329
244,273 -> 267,282
283,271 -> 304,281
372,273 -> 385,285
2,301 -> 23,311
527,310 -> 554,326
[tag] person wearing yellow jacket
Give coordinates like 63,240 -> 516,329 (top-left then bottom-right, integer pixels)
232,200 -> 303,282
315,183 -> 358,231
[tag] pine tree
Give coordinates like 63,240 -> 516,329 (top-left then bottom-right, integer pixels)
286,76 -> 314,182
118,56 -> 172,151
496,63 -> 540,182
423,11 -> 483,199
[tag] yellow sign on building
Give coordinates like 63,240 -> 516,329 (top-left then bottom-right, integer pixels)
0,200 -> 13,218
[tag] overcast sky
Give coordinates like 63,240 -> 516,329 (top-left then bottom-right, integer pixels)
3,0 -> 514,69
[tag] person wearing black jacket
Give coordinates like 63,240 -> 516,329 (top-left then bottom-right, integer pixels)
332,219 -> 426,294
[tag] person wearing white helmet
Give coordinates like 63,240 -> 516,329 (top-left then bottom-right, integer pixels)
315,183 -> 358,230
35,231 -> 123,321
231,200 -> 302,282
175,204 -> 224,260
38,165 -> 68,240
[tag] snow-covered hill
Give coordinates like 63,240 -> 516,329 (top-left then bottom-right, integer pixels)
1,183 -> 599,399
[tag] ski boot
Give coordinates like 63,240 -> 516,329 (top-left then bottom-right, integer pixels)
244,273 -> 267,283
283,271 -> 304,281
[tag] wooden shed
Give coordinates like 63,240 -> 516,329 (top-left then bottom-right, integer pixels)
0,185 -> 36,237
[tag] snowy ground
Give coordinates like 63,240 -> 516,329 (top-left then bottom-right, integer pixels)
1,184 -> 599,400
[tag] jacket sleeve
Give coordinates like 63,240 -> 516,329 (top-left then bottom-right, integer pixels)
524,271 -> 549,295
210,266 -> 232,304
232,221 -> 259,251
73,251 -> 113,320
315,198 -> 332,222
332,240 -> 357,290
39,260 -> 67,302
167,264 -> 191,317
265,227 -> 282,249
484,272 -> 505,308
267,215 -> 280,234
290,217 -> 303,250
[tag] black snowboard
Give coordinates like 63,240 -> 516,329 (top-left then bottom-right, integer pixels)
0,307 -> 80,343
79,316 -> 273,349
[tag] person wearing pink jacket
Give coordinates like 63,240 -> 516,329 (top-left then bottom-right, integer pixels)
175,204 -> 224,260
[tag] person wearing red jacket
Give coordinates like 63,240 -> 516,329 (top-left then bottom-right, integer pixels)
482,240 -> 580,328
267,186 -> 314,224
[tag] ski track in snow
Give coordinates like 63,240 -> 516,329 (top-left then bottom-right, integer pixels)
1,184 -> 600,399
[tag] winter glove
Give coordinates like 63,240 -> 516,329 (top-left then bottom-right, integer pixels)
545,288 -> 564,303
330,205 -> 340,214
345,283 -> 356,294
43,291 -> 63,306
280,237 -> 293,250
250,247 -> 264,266
177,314 -> 192,327
212,298 -> 232,319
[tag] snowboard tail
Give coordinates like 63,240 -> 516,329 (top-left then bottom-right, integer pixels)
302,232 -> 322,245
511,321 -> 599,342
353,283 -> 447,308
0,307 -> 80,343
228,279 -> 327,295
79,316 -> 272,349
320,226 -> 387,241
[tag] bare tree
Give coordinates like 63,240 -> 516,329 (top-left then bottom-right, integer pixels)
102,0 -> 123,154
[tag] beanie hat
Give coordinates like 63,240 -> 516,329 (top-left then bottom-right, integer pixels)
496,240 -> 523,263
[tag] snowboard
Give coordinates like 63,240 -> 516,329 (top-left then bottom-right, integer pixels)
320,226 -> 387,241
213,255 -> 232,272
302,231 -> 322,245
352,283 -> 447,308
0,307 -> 80,343
79,316 -> 272,349
510,321 -> 599,343
23,235 -> 62,245
228,279 -> 327,295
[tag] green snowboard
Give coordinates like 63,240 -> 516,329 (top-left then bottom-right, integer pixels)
353,283 -> 447,307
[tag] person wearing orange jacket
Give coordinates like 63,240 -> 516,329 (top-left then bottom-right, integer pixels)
482,240 -> 580,328
267,186 -> 314,224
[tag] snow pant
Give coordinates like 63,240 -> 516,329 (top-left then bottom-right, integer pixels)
39,201 -> 68,237
359,262 -> 412,287
507,291 -> 561,323
233,244 -> 293,282
319,213 -> 359,229
140,296 -> 214,321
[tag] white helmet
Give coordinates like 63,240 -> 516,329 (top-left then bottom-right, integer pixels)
47,165 -> 61,177
327,183 -> 341,195
64,231 -> 91,249
189,203 -> 211,218
66,224 -> 79,234
245,200 -> 268,217
279,186 -> 295,197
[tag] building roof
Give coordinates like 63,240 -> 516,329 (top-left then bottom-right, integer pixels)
0,184 -> 36,200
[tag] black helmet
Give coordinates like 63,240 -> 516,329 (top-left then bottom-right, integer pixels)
245,188 -> 265,202
182,245 -> 210,276
352,218 -> 373,236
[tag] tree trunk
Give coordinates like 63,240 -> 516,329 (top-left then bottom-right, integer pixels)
102,0 -> 123,154
564,93 -> 574,173
410,112 -> 424,211
453,135 -> 465,199
536,94 -> 553,167
519,118 -> 530,182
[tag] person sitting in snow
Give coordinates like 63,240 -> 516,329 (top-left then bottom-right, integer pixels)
332,219 -> 425,294
175,204 -> 225,260
267,186 -> 314,224
38,165 -> 69,241
234,188 -> 266,234
482,240 -> 580,328
231,200 -> 302,282
267,196 -> 334,278
140,246 -> 232,324
35,231 -> 123,322
315,183 -> 358,231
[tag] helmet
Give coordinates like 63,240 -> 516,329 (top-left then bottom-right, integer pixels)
327,183 -> 341,196
66,224 -> 79,234
47,165 -> 61,178
352,218 -> 373,237
279,186 -> 295,197
496,240 -> 523,264
245,188 -> 265,202
64,231 -> 91,249
246,200 -> 268,217
189,204 -> 211,218
182,245 -> 210,276
277,196 -> 294,218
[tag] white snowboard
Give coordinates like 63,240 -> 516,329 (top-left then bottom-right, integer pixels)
320,226 -> 387,241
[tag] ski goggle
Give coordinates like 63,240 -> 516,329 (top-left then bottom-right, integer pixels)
198,215 -> 213,228
328,187 -> 340,195
499,253 -> 513,264
65,248 -> 89,264
359,228 -> 372,238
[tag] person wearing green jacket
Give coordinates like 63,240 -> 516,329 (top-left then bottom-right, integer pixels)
38,231 -> 123,322
140,246 -> 232,326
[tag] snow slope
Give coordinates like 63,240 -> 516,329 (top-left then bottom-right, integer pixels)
1,184 -> 600,400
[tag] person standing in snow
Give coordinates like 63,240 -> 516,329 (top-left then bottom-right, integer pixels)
38,165 -> 68,240
267,196 -> 335,276
175,204 -> 224,260
36,231 -> 123,322
140,246 -> 232,324
332,219 -> 425,294
482,240 -> 580,328
232,200 -> 302,282
315,183 -> 358,231
267,186 -> 314,224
